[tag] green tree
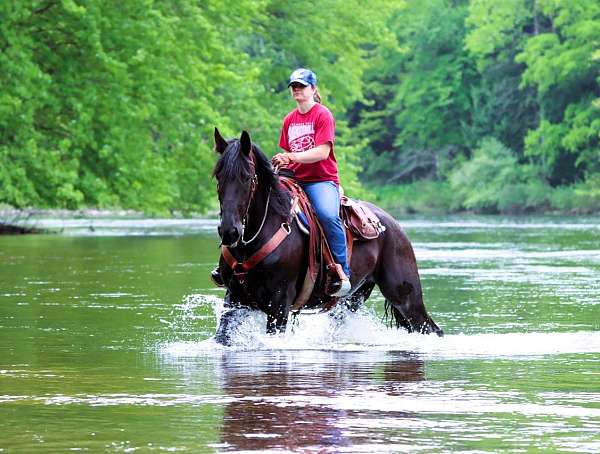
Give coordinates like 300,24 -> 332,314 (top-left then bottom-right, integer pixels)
465,0 -> 600,185
464,0 -> 539,156
353,0 -> 475,184
449,137 -> 550,213
1,0 -> 245,212
1,0 -> 397,212
517,0 -> 600,183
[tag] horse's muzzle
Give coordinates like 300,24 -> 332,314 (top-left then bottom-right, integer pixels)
219,224 -> 242,247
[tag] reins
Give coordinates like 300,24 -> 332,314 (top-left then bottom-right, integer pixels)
241,186 -> 271,246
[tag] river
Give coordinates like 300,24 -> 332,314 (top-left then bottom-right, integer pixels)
1,216 -> 599,452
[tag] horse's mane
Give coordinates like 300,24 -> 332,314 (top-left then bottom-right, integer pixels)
213,139 -> 291,218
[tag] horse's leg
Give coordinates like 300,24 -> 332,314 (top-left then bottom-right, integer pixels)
266,313 -> 286,334
214,306 -> 252,346
378,274 -> 442,336
343,281 -> 375,313
328,281 -> 376,325
265,283 -> 296,335
266,303 -> 289,334
375,227 -> 443,336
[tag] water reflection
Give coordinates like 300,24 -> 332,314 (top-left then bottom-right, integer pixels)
216,351 -> 424,452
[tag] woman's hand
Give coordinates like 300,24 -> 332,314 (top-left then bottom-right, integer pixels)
272,152 -> 294,168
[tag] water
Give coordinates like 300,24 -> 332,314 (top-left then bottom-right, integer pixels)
1,216 -> 599,452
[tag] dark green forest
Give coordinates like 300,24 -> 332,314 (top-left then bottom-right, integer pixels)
1,0 -> 599,215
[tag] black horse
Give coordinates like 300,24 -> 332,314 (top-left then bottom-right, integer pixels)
213,129 -> 442,344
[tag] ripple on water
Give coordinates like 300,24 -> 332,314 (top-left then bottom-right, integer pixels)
3,217 -> 599,453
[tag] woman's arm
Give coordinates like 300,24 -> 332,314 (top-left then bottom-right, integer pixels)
272,143 -> 331,167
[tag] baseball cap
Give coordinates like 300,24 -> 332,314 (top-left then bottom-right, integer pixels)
288,68 -> 317,87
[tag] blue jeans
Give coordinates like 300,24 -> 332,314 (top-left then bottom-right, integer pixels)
301,181 -> 350,277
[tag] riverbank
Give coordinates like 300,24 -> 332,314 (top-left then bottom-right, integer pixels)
370,181 -> 600,216
0,208 -> 221,236
3,193 -> 599,236
0,209 -> 141,234
0,223 -> 43,234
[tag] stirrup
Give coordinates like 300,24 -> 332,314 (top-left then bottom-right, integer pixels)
330,278 -> 351,297
325,264 -> 351,297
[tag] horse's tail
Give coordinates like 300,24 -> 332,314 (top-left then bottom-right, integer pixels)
384,299 -> 412,331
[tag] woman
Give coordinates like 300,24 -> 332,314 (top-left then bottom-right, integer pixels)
272,68 -> 350,297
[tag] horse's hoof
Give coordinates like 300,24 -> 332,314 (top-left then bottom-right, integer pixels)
420,322 -> 444,337
214,308 -> 251,346
428,325 -> 444,337
213,333 -> 233,346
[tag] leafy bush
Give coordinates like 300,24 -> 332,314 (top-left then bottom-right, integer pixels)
371,180 -> 455,215
550,173 -> 600,213
449,138 -> 552,213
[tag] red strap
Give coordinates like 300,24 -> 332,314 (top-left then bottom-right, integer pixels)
222,222 -> 292,274
222,246 -> 238,270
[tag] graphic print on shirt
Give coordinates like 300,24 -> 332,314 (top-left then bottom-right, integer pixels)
288,122 -> 315,152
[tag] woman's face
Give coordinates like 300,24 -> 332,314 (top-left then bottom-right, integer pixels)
289,83 -> 315,103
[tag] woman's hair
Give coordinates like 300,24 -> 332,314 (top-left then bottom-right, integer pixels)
313,86 -> 322,103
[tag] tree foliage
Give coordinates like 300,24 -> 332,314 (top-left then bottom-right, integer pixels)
357,0 -> 599,213
351,0 -> 475,183
1,0 -> 395,213
1,0 -> 599,215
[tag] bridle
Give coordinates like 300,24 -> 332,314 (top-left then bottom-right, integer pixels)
218,147 -> 295,286
241,184 -> 271,246
219,149 -> 271,248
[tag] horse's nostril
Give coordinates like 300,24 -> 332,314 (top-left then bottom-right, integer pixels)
221,226 -> 241,246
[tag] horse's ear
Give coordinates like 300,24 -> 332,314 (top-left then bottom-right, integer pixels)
240,130 -> 251,156
214,127 -> 228,155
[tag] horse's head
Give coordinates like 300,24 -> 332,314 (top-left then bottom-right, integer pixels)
213,128 -> 258,247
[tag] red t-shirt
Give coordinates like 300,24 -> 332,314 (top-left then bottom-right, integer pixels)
278,103 -> 339,184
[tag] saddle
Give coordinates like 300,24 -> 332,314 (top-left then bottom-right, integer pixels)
294,195 -> 385,241
340,196 -> 386,241
279,176 -> 385,312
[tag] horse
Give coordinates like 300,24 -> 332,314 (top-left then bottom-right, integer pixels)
212,128 -> 443,344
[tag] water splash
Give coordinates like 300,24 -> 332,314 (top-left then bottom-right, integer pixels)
156,294 -> 223,345
159,296 -> 600,359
